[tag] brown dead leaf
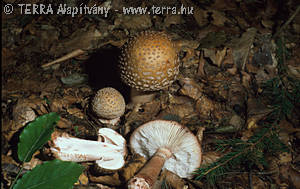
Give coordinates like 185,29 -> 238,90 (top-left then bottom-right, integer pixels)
36,25 -> 59,51
251,175 -> 269,189
12,96 -> 51,128
195,95 -> 218,120
197,127 -> 206,144
67,107 -> 85,119
205,73 -> 230,100
56,117 -> 72,129
124,100 -> 161,134
23,157 -> 42,170
246,97 -> 273,130
208,9 -> 230,27
211,0 -> 237,11
228,77 -> 246,112
174,39 -> 200,53
115,14 -> 152,31
96,183 -> 115,189
89,172 -> 121,186
280,120 -> 300,134
160,170 -> 186,189
119,154 -> 147,182
75,172 -> 89,185
182,48 -> 199,68
279,152 -> 292,164
201,151 -> 222,166
241,71 -> 251,89
164,14 -> 183,28
49,25 -> 101,57
2,48 -> 17,70
164,103 -> 196,122
228,28 -> 257,70
289,166 -> 300,189
197,51 -> 206,77
179,78 -> 204,100
216,48 -> 227,67
279,165 -> 300,188
181,0 -> 208,27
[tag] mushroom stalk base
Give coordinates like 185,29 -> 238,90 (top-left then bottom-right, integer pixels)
128,148 -> 172,189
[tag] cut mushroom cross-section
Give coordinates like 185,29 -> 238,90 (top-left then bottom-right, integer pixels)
50,128 -> 127,170
128,120 -> 202,188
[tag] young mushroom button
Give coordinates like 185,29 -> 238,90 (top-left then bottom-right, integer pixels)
128,120 -> 202,189
92,87 -> 126,126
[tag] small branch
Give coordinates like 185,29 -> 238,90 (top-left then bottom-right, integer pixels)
202,124 -> 275,178
41,49 -> 85,68
273,5 -> 300,39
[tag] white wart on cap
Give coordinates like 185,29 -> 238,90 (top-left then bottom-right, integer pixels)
119,31 -> 179,92
129,120 -> 201,188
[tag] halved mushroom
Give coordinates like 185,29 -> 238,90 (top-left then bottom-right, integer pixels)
128,120 -> 202,188
50,128 -> 127,170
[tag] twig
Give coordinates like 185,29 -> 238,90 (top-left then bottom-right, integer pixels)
249,169 -> 253,189
202,124 -> 275,178
273,5 -> 300,39
41,49 -> 85,68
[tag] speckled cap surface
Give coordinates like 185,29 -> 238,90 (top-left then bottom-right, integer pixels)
92,87 -> 125,119
119,31 -> 179,91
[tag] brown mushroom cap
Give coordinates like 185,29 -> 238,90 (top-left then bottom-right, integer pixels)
130,120 -> 202,178
92,87 -> 126,120
119,31 -> 179,91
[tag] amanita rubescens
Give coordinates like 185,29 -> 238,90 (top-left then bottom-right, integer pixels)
49,128 -> 127,170
128,120 -> 202,188
92,87 -> 126,126
119,31 -> 180,104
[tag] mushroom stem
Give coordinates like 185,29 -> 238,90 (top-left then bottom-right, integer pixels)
130,88 -> 157,105
128,147 -> 172,189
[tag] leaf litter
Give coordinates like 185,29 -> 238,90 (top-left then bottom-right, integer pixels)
2,0 -> 300,188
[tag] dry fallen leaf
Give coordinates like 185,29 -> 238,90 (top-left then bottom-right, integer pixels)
115,14 -> 152,31
201,151 -> 222,166
179,78 -> 204,100
164,14 -> 183,28
89,172 -> 121,186
119,154 -> 147,182
56,117 -> 73,129
228,27 -> 257,70
75,172 -> 89,185
160,169 -> 186,189
49,25 -> 102,57
180,0 -> 208,27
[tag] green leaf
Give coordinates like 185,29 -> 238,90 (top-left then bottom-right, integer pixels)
13,159 -> 84,189
18,112 -> 60,162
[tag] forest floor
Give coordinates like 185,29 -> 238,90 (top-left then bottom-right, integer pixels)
2,0 -> 300,188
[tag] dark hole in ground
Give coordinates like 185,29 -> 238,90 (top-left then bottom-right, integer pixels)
84,45 -> 131,103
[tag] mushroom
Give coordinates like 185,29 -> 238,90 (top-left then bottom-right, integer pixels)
119,31 -> 179,105
50,128 -> 127,171
92,87 -> 126,126
128,120 -> 202,188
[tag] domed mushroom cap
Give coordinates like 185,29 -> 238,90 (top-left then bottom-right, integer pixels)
119,31 -> 179,91
130,120 -> 202,178
92,87 -> 126,120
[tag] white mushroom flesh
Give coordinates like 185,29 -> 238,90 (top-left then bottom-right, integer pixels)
50,128 -> 127,170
